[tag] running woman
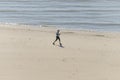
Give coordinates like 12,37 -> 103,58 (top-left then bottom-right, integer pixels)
53,30 -> 62,46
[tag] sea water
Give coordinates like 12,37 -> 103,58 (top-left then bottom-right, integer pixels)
0,0 -> 120,32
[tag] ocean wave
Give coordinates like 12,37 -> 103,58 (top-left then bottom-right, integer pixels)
39,21 -> 120,26
0,22 -> 18,25
0,22 -> 43,28
0,10 -> 18,12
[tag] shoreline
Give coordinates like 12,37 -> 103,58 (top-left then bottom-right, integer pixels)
0,23 -> 120,33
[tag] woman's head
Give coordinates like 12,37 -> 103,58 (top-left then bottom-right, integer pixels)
57,29 -> 60,32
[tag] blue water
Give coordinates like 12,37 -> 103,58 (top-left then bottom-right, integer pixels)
0,0 -> 120,32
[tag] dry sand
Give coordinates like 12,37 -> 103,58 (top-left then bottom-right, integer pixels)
0,24 -> 120,80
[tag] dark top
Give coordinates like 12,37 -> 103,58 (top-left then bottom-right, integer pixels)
56,31 -> 60,37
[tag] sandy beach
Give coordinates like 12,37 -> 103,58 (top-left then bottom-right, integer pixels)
0,24 -> 120,80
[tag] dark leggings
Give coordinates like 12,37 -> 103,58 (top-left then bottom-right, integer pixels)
55,36 -> 60,42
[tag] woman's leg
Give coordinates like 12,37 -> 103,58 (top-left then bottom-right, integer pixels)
53,36 -> 58,45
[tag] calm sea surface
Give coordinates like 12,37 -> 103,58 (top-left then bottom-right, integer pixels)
0,0 -> 120,31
